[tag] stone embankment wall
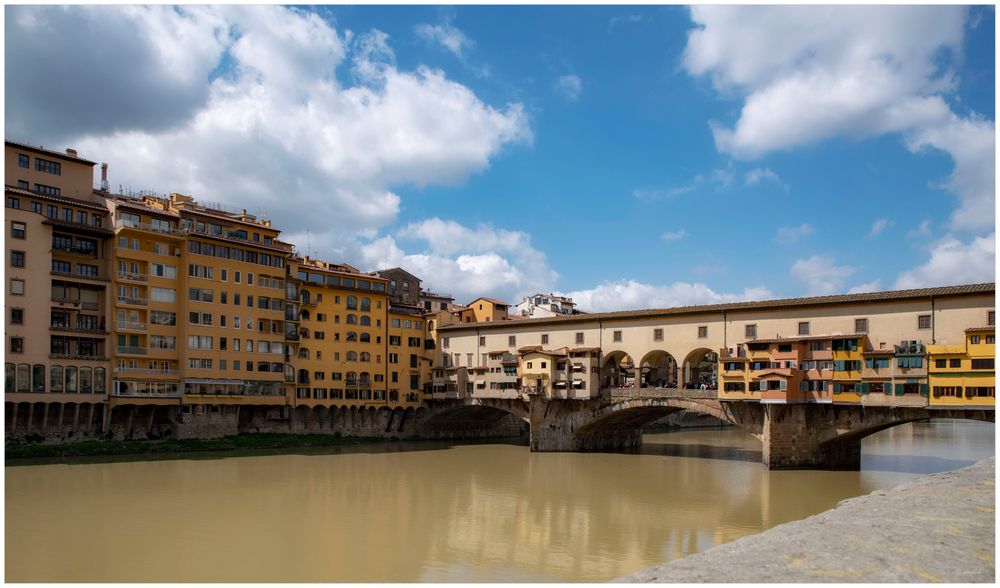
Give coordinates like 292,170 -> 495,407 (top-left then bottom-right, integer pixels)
616,457 -> 996,583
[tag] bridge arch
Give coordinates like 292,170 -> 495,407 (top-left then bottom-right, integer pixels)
680,347 -> 718,389
637,350 -> 679,388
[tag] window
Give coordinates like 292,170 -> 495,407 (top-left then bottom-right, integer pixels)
613,330 -> 622,342
10,251 -> 25,268
11,222 -> 25,239
36,184 -> 60,196
11,279 -> 24,295
151,311 -> 176,326
798,322 -> 810,335
854,318 -> 868,333
698,326 -> 708,339
479,336 -> 486,346
188,264 -> 214,279
653,328 -> 664,341
10,308 -> 24,325
575,332 -> 584,344
950,358 -> 962,368
18,154 -> 28,168
935,359 -> 947,368
188,288 -> 214,303
151,287 -> 176,303
10,337 -> 24,353
917,315 -> 931,329
989,311 -> 995,326
541,334 -> 549,345
35,158 -> 61,175
508,335 -> 516,347
971,335 -> 981,344
972,358 -> 994,370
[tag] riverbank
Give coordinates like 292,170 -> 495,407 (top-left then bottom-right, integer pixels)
5,432 -> 388,461
616,456 -> 996,583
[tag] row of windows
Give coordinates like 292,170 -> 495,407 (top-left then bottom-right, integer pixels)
933,386 -> 995,398
5,364 -> 107,394
295,388 -> 389,400
300,291 -> 377,312
297,273 -> 387,293
7,197 -> 105,225
187,359 -> 284,372
187,240 -> 285,269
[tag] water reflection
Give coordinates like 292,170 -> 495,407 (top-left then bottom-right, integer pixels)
5,420 -> 993,582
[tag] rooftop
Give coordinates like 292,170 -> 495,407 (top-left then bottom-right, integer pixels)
439,283 -> 995,332
6,139 -> 98,166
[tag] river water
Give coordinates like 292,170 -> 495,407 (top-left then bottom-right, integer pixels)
5,420 -> 994,582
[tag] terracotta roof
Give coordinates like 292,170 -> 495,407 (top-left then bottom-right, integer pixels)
519,348 -> 567,357
569,347 -> 600,353
965,326 -> 996,333
861,348 -> 895,355
468,297 -> 510,306
517,345 -> 543,352
112,197 -> 180,218
439,283 -> 995,332
754,370 -> 793,378
6,140 -> 97,165
5,185 -> 108,211
751,333 -> 866,345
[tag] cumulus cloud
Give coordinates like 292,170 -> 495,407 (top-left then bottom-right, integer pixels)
790,255 -> 856,295
661,229 -> 689,241
683,6 -> 994,231
774,223 -> 813,245
340,218 -> 559,304
566,281 -> 773,313
868,219 -> 893,237
894,234 -> 996,289
7,6 -> 532,245
744,167 -> 787,190
908,220 -> 933,239
555,74 -> 583,101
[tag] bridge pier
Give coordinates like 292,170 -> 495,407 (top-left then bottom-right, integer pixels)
761,404 -> 861,469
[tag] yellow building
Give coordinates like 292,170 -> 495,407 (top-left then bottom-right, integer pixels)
456,297 -> 511,323
927,326 -> 995,407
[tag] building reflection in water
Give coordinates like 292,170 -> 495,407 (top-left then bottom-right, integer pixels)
5,420 -> 994,582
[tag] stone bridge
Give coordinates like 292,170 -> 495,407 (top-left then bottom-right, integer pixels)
426,388 -> 995,469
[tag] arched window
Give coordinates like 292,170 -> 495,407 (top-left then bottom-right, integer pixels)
428,321 -> 434,330
50,366 -> 63,393
346,296 -> 357,310
298,348 -> 310,359
94,367 -> 106,394
300,290 -> 311,305
360,297 -> 371,312
300,309 -> 310,320
360,316 -> 371,326
346,314 -> 358,325
31,364 -> 45,392
346,351 -> 358,362
360,352 -> 370,362
297,369 -> 309,384
359,372 -> 371,386
79,367 -> 93,393
346,371 -> 357,385
65,366 -> 78,393
299,327 -> 310,338
346,331 -> 357,342
359,333 -> 371,343
16,364 -> 30,393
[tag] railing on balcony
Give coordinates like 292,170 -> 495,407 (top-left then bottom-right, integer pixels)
117,295 -> 148,306
117,321 -> 147,331
50,269 -> 109,282
52,244 -> 98,256
115,219 -> 187,235
49,324 -> 106,334
114,367 -> 180,376
259,277 -> 285,290
118,270 -> 148,282
117,345 -> 148,355
111,388 -> 182,398
48,353 -> 108,361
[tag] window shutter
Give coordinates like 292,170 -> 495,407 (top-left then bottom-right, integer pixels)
833,383 -> 841,394
779,379 -> 787,391
894,383 -> 905,396
859,382 -> 868,395
920,384 -> 929,398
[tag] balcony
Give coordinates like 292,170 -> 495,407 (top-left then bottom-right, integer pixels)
44,217 -> 114,237
117,321 -> 147,332
117,345 -> 148,356
111,388 -> 182,398
258,277 -> 285,290
52,244 -> 98,257
117,295 -> 148,306
48,353 -> 108,361
115,219 -> 186,236
50,270 -> 110,282
117,271 -> 148,283
49,324 -> 107,335
114,367 -> 181,377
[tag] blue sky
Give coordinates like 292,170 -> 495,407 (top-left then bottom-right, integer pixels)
5,5 -> 995,310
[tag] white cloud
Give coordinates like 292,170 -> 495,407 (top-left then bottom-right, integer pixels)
415,18 -> 474,59
555,74 -> 583,101
868,219 -> 893,237
774,223 -> 813,244
337,218 -> 559,304
566,281 -> 773,313
744,167 -> 787,190
661,230 -> 689,241
790,255 -> 856,295
682,6 -> 994,232
634,174 -> 704,200
907,220 -> 933,239
894,234 -> 995,289
609,14 -> 643,29
13,6 -> 531,243
848,279 -> 883,294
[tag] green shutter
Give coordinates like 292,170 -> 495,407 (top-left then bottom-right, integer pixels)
833,383 -> 841,394
859,382 -> 869,395
894,383 -> 904,396
920,384 -> 929,398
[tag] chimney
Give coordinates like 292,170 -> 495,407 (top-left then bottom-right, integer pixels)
100,163 -> 109,191
66,148 -> 78,157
